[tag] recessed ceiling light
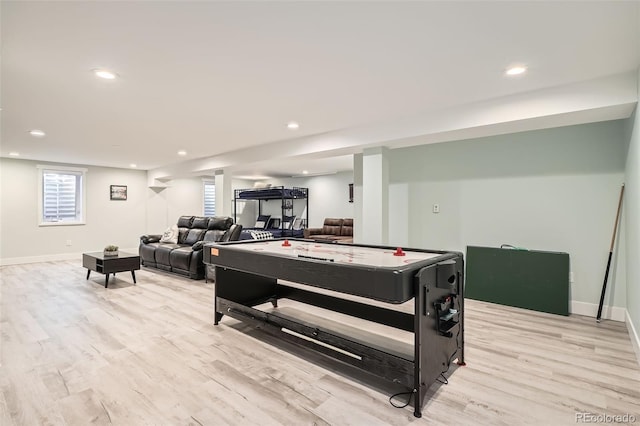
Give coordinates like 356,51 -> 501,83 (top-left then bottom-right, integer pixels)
9,152 -> 20,156
93,69 -> 118,80
505,65 -> 527,76
29,129 -> 46,137
302,170 -> 309,175
287,121 -> 299,130
177,150 -> 187,156
130,163 -> 137,168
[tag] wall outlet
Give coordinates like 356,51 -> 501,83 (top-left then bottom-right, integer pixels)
433,204 -> 440,214
66,239 -> 72,246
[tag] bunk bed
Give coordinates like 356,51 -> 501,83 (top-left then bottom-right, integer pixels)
233,186 -> 308,240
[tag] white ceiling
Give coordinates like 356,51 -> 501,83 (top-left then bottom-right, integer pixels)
2,1 -> 639,179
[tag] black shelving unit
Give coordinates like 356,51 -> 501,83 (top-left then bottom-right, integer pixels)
233,186 -> 309,237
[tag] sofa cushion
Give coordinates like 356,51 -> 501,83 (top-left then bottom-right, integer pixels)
140,243 -> 159,264
312,234 -> 339,240
221,224 -> 243,242
321,225 -> 342,235
321,218 -> 343,235
322,225 -> 342,235
203,229 -> 226,242
169,247 -> 193,271
192,217 -> 209,229
341,219 -> 353,236
177,228 -> 190,244
323,218 -> 343,227
155,244 -> 181,266
177,216 -> 195,228
185,228 -> 206,245
208,216 -> 234,230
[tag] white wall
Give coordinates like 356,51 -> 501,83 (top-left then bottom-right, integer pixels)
624,70 -> 639,351
165,178 -> 205,226
143,177 -> 206,234
0,158 -> 147,263
231,178 -> 258,227
145,177 -> 258,232
0,162 -> 265,264
387,120 -> 628,308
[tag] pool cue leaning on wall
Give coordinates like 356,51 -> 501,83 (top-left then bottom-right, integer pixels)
596,183 -> 625,323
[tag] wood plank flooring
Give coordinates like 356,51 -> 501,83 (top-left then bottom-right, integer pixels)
1,260 -> 639,425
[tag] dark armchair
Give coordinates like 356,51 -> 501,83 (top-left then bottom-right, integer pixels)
204,223 -> 243,282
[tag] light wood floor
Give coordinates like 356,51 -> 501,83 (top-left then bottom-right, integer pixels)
1,260 -> 639,425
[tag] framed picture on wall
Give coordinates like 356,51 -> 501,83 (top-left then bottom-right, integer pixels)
110,185 -> 127,201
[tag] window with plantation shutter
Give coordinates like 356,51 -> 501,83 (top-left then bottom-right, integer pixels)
38,166 -> 86,225
204,181 -> 216,216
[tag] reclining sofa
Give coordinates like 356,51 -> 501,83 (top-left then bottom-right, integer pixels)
139,215 -> 242,279
303,218 -> 353,243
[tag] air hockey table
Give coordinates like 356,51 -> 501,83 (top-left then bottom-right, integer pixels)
204,239 -> 465,418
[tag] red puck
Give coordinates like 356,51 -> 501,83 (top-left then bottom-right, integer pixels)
282,239 -> 291,247
393,247 -> 406,256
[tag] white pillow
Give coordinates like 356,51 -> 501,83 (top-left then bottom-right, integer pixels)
160,224 -> 179,243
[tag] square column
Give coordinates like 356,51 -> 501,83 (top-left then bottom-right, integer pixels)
215,169 -> 232,217
360,147 -> 389,245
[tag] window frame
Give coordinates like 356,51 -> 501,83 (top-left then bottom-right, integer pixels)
203,179 -> 216,217
37,165 -> 87,226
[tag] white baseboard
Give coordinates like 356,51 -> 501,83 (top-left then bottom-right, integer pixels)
570,300 -> 626,322
0,253 -> 80,266
627,311 -> 640,368
0,247 -> 139,266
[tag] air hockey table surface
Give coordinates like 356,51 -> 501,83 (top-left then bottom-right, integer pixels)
206,239 -> 459,304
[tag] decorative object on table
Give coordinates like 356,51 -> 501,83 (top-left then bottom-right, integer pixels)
103,245 -> 119,257
110,185 -> 127,200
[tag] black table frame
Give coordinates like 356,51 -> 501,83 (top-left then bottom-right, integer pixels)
205,239 -> 465,418
83,252 -> 140,288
